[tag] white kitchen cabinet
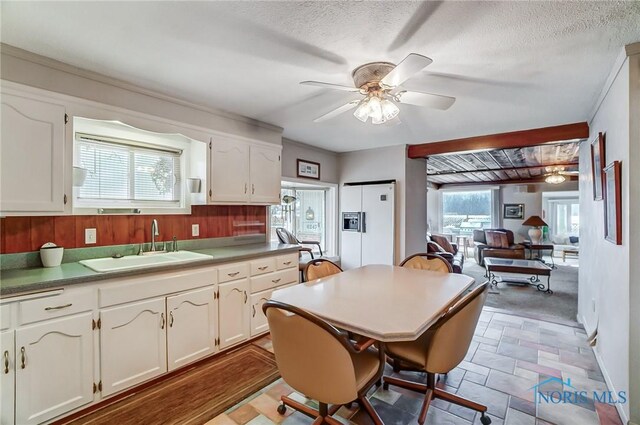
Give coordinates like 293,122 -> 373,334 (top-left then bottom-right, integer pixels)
100,298 -> 167,397
249,145 -> 281,204
166,287 -> 217,371
1,330 -> 15,425
207,136 -> 281,205
15,313 -> 94,425
209,137 -> 250,203
218,279 -> 251,349
250,291 -> 272,337
0,91 -> 66,213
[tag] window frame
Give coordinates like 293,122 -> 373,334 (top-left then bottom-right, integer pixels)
439,188 -> 497,235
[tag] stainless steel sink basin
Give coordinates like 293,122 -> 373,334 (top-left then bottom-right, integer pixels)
79,251 -> 213,273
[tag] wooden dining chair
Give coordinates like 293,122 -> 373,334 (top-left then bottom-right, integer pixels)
400,253 -> 453,273
382,283 -> 491,425
263,300 -> 384,425
303,258 -> 343,282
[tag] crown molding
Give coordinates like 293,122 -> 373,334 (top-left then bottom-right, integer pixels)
0,43 -> 283,134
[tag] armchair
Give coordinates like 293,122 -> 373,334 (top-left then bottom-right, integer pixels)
276,227 -> 323,258
473,229 -> 525,266
426,233 -> 464,273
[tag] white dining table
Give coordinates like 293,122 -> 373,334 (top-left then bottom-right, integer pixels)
270,264 -> 475,342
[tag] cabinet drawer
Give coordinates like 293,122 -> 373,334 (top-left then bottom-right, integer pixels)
250,257 -> 277,276
250,268 -> 298,294
18,288 -> 94,325
276,253 -> 298,270
218,262 -> 249,283
0,304 -> 11,330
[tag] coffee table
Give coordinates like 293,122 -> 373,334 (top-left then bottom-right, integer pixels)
562,247 -> 579,261
484,258 -> 553,294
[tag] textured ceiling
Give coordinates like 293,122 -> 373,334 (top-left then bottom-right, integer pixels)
2,1 -> 639,152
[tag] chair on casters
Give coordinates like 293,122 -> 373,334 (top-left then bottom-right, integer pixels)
303,258 -> 343,282
263,300 -> 384,425
400,253 -> 453,273
382,283 -> 492,425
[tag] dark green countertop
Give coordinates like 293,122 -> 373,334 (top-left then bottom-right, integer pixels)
0,243 -> 300,297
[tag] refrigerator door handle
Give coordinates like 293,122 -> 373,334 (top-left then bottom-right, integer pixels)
360,212 -> 366,233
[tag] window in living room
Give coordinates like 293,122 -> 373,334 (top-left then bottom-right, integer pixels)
543,191 -> 579,242
441,190 -> 494,236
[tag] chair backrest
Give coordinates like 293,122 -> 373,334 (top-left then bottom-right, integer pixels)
303,259 -> 343,282
276,227 -> 299,245
400,253 -> 453,273
423,283 -> 489,373
263,300 -> 359,405
474,228 -> 515,245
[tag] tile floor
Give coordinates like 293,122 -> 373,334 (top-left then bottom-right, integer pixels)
206,308 -> 623,425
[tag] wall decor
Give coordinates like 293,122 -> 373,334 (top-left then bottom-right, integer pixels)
590,132 -> 606,200
503,203 -> 524,219
604,160 -> 622,245
296,159 -> 320,180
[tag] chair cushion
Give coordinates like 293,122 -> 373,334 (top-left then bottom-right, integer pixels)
385,330 -> 434,369
350,347 -> 382,392
430,235 -> 455,254
485,231 -> 509,248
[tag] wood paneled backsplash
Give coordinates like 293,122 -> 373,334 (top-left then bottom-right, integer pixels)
0,205 -> 268,254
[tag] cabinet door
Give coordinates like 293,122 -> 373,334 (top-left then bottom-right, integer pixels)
218,280 -> 250,349
0,331 -> 14,425
250,290 -> 272,337
15,313 -> 93,425
249,145 -> 281,204
100,298 -> 167,396
166,287 -> 217,371
0,92 -> 65,213
209,138 -> 250,203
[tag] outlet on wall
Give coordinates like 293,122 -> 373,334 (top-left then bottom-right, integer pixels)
85,228 -> 97,244
191,224 -> 200,237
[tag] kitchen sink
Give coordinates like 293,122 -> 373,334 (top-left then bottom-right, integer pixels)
79,251 -> 213,273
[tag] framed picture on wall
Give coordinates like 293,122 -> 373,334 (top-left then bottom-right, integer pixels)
297,159 -> 320,180
503,203 -> 524,219
604,160 -> 622,245
590,132 -> 606,200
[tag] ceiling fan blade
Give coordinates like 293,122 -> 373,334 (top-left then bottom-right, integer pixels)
395,90 -> 455,110
313,100 -> 361,123
381,53 -> 433,87
301,81 -> 361,92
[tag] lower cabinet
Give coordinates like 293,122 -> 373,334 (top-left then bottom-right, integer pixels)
167,287 -> 217,371
218,279 -> 251,349
14,313 -> 94,425
100,298 -> 167,397
1,330 -> 15,425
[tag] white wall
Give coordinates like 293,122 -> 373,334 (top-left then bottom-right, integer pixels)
338,145 -> 426,264
0,44 -> 283,145
281,138 -> 339,184
579,54 -> 631,423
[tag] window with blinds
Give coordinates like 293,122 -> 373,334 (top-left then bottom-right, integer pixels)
76,134 -> 182,208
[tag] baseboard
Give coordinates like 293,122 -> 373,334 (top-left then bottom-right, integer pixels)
590,345 -> 630,425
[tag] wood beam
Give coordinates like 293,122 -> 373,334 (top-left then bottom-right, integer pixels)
409,122 -> 589,158
427,162 -> 579,176
434,175 -> 578,188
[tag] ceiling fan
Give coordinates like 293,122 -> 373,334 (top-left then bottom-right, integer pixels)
544,166 -> 579,184
300,53 -> 456,125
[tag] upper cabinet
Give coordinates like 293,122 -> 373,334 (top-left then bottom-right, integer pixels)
208,136 -> 281,205
0,89 -> 66,214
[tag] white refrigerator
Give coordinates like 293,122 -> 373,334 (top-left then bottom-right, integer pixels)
340,182 -> 395,270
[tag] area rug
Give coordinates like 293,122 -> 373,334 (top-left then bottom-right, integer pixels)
463,260 -> 579,323
64,344 -> 279,425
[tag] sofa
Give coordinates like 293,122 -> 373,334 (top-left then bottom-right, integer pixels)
426,233 -> 464,273
473,229 -> 525,266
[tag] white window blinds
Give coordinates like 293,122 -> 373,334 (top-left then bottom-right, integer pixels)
76,134 -> 182,207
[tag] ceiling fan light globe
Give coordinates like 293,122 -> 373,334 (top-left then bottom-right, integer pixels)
545,173 -> 566,184
380,99 -> 400,121
353,100 -> 371,122
368,96 -> 383,122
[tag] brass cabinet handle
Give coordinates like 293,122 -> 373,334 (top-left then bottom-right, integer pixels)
252,184 -> 255,195
252,305 -> 256,317
283,261 -> 292,265
258,266 -> 268,271
3,350 -> 8,374
169,311 -> 174,328
20,347 -> 26,369
160,313 -> 165,330
244,183 -> 247,194
228,271 -> 240,277
45,303 -> 72,311
243,291 -> 248,304
272,278 -> 281,284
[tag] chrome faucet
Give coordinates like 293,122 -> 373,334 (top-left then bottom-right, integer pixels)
151,219 -> 159,252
